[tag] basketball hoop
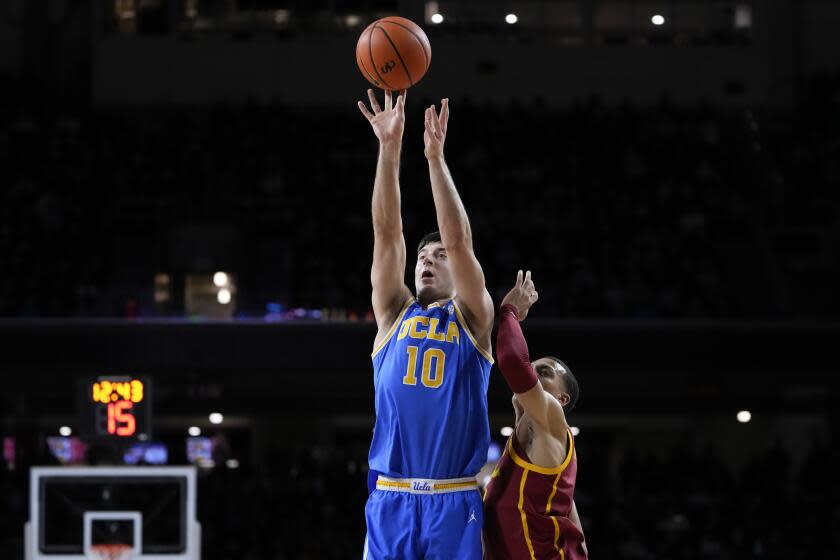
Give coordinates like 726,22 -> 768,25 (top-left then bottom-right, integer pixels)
90,544 -> 133,560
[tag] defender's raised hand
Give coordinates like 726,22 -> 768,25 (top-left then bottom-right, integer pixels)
501,270 -> 539,322
358,88 -> 406,145
423,98 -> 449,160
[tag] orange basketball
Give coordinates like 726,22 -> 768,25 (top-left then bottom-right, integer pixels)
356,16 -> 431,91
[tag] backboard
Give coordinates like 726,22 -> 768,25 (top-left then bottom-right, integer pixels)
25,466 -> 200,560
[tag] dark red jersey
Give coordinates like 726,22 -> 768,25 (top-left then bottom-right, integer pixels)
483,430 -> 587,560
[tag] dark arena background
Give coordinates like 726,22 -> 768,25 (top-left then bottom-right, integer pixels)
1,1 -> 839,559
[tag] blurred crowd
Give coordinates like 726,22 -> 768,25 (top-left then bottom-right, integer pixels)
1,427 -> 838,558
1,82 -> 838,318
196,432 -> 840,559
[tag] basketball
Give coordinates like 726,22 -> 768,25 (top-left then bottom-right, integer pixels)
356,16 -> 431,91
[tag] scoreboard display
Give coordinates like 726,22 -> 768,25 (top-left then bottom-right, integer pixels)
79,376 -> 152,440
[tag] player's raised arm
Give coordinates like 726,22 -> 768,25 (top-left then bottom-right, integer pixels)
423,99 -> 494,345
358,89 -> 414,341
497,271 -> 570,438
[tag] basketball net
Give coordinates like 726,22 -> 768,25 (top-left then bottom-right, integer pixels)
90,544 -> 133,560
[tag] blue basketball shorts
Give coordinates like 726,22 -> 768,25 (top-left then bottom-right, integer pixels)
363,476 -> 484,560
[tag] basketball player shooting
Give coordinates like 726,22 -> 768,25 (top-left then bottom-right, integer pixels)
484,271 -> 589,559
357,89 -> 495,559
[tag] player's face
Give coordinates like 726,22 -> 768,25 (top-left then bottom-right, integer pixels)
533,357 -> 571,408
415,241 -> 455,301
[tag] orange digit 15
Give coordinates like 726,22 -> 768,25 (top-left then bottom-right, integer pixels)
107,401 -> 136,436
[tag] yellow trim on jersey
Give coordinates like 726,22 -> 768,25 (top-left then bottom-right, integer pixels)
546,472 -> 561,514
451,300 -> 494,364
507,430 -> 575,476
518,470 -> 537,560
434,481 -> 478,491
376,480 -> 411,489
371,298 -> 415,358
552,516 -> 564,558
547,470 -> 564,556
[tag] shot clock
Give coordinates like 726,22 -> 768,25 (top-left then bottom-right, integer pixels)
79,376 -> 152,440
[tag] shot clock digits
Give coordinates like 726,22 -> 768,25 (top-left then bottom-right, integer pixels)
80,377 -> 152,440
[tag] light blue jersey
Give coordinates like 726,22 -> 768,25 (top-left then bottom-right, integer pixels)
369,298 -> 493,479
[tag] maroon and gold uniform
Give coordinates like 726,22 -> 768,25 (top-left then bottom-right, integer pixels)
484,430 -> 586,560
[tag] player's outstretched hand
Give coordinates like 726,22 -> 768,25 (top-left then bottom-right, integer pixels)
358,88 -> 406,146
423,99 -> 449,160
501,270 -> 539,322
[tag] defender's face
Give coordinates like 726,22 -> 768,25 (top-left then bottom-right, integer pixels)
533,357 -> 570,407
415,242 -> 455,301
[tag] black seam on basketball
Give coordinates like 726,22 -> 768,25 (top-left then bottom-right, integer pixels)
380,19 -> 430,69
375,24 -> 414,87
361,64 -> 381,87
369,27 -> 396,90
358,28 -> 382,86
358,49 -> 381,87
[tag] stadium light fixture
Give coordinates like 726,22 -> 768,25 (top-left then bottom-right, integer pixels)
737,410 -> 751,423
59,426 -> 72,437
431,13 -> 444,24
188,426 -> 201,436
209,412 -> 224,425
213,272 -> 228,287
505,14 -> 518,24
652,14 -> 665,26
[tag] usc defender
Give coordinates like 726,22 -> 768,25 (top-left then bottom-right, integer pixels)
484,271 -> 588,560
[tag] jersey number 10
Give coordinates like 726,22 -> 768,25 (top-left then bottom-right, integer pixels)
403,346 -> 445,388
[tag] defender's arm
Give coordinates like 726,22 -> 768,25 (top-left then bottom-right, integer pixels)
496,272 -> 569,438
498,304 -> 569,437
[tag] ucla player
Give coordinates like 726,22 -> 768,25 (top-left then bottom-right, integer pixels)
357,88 -> 495,559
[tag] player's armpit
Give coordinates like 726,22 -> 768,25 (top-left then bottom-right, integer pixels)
514,383 -> 569,439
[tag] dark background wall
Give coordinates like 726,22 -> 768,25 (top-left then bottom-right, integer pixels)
1,1 -> 839,558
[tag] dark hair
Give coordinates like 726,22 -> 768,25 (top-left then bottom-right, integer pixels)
545,356 -> 580,414
417,231 -> 442,254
